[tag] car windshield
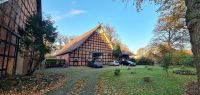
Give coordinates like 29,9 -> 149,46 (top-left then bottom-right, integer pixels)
114,61 -> 118,62
127,60 -> 133,63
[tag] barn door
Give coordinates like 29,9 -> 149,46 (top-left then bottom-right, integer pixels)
92,52 -> 103,62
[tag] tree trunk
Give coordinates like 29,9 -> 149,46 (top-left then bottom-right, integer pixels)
168,30 -> 172,66
27,52 -> 45,76
185,0 -> 200,94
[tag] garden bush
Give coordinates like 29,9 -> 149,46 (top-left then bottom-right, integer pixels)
181,56 -> 194,67
136,57 -> 154,65
147,68 -> 153,71
130,72 -> 136,74
46,59 -> 65,68
171,51 -> 194,66
161,54 -> 171,72
129,58 -> 136,62
144,77 -> 152,82
114,69 -> 120,76
127,67 -> 131,70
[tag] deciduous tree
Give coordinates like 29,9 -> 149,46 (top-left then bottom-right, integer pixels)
119,0 -> 200,94
104,24 -> 120,46
153,0 -> 189,50
113,42 -> 122,60
135,48 -> 145,58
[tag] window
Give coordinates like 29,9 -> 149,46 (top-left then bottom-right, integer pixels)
11,35 -> 16,44
0,28 -> 7,40
0,42 -> 5,54
3,15 -> 9,26
0,56 -> 2,67
9,45 -> 15,57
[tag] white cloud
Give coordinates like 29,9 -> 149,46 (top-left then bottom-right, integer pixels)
50,9 -> 87,21
52,15 -> 64,21
69,9 -> 87,15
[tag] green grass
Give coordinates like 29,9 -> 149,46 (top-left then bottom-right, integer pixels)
101,67 -> 196,95
35,66 -> 197,95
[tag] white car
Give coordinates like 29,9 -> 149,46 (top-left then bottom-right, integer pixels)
108,60 -> 120,66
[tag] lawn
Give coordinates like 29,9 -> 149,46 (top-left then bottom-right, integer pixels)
9,66 -> 195,95
96,66 -> 196,95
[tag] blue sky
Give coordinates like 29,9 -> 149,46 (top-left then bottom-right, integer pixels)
42,0 -> 159,53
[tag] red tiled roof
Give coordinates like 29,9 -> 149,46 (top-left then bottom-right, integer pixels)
56,24 -> 101,56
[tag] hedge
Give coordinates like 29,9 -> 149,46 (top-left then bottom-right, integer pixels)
46,59 -> 65,68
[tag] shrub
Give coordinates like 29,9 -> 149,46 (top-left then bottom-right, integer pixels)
181,56 -> 194,67
0,80 -> 12,91
112,44 -> 122,60
46,59 -> 65,68
114,69 -> 120,76
127,67 -> 131,70
183,59 -> 194,67
136,57 -> 154,65
147,68 -> 153,71
130,72 -> 136,74
144,77 -> 152,82
161,54 -> 171,72
171,51 -> 193,66
129,58 -> 136,62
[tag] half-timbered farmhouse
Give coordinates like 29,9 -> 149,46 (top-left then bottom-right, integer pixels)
0,0 -> 41,77
56,24 -> 114,66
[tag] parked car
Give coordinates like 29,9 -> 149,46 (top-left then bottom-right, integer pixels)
88,60 -> 103,68
121,60 -> 136,66
108,60 -> 119,66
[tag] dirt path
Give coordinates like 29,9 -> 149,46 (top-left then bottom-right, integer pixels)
79,70 -> 102,95
65,69 -> 103,95
45,67 -> 109,95
43,66 -> 140,95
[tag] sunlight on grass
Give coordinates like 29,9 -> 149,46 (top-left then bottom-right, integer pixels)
100,67 -> 196,95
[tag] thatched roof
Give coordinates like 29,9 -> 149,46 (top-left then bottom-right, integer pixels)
56,24 -> 103,56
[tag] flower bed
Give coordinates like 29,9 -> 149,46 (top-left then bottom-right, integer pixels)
0,73 -> 66,95
173,70 -> 196,75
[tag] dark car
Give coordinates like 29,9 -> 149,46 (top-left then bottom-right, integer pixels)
121,60 -> 136,66
88,60 -> 103,68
